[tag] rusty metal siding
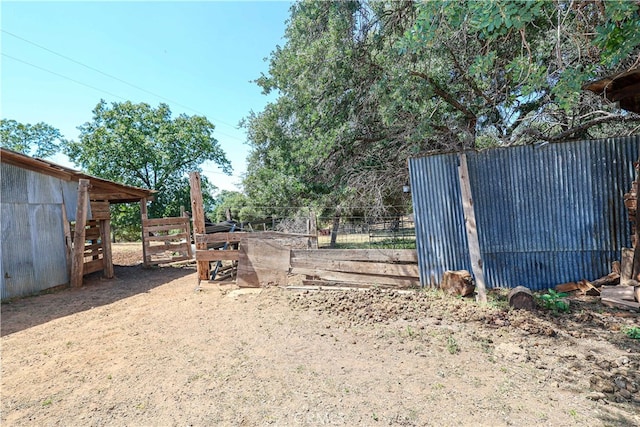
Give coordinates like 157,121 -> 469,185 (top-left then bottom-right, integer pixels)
409,136 -> 639,291
1,162 -> 69,300
409,154 -> 470,286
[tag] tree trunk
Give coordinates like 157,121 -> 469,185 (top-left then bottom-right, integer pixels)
330,206 -> 341,248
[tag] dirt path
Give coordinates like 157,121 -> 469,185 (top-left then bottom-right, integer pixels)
1,244 -> 639,426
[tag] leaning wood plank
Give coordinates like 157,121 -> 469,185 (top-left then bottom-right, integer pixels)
291,267 -> 419,287
291,249 -> 417,263
555,282 -> 581,292
290,259 -> 419,278
189,172 -> 209,280
601,297 -> 640,311
458,152 -> 487,304
195,250 -> 240,261
71,179 -> 90,287
237,239 -> 290,288
601,285 -> 637,301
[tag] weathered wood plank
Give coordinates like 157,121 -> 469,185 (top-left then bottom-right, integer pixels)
195,231 -> 314,245
290,267 -> 419,287
83,258 -> 103,275
195,249 -> 240,261
145,232 -> 190,243
601,297 -> 640,311
90,200 -> 110,220
290,249 -> 417,263
143,224 -> 190,234
146,243 -> 191,256
237,238 -> 290,288
101,219 -> 114,278
142,217 -> 190,227
601,285 -> 637,301
290,258 -> 419,278
189,172 -> 209,280
458,152 -> 487,303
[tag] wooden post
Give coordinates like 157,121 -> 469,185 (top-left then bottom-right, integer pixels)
309,210 -> 318,249
140,198 -> 149,267
458,153 -> 487,303
71,179 -> 90,287
189,172 -> 210,280
101,218 -> 114,278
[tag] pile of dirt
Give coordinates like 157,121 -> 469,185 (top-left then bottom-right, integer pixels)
288,287 -> 640,406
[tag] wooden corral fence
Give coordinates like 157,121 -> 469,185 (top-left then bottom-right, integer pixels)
290,249 -> 419,289
142,216 -> 193,266
70,219 -> 111,276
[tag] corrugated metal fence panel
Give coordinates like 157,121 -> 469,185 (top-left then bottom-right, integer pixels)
1,165 -> 70,300
410,136 -> 639,291
1,203 -> 36,300
409,155 -> 471,286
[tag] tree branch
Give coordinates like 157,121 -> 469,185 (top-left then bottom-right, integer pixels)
523,113 -> 640,142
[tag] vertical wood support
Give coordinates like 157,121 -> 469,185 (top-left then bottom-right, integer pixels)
71,179 -> 90,288
101,218 -> 114,278
309,211 -> 318,249
458,153 -> 487,304
140,198 -> 149,267
189,172 -> 210,280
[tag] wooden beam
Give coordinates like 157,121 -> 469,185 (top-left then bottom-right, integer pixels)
101,219 -> 114,279
189,172 -> 210,280
71,179 -> 90,287
61,200 -> 72,279
195,249 -> 240,261
458,153 -> 487,303
290,258 -> 419,278
140,198 -> 149,267
291,249 -> 417,263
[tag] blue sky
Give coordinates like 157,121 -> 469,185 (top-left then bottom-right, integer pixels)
1,1 -> 292,192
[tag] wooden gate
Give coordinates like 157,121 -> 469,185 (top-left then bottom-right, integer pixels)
142,217 -> 193,266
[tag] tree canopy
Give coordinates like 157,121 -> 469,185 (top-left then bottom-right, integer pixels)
0,119 -> 66,158
242,0 -> 640,217
64,100 -> 230,237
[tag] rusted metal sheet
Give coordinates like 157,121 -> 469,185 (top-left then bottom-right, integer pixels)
409,136 -> 639,291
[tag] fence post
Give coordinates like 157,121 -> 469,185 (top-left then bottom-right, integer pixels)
189,172 -> 210,280
140,198 -> 149,267
71,179 -> 90,288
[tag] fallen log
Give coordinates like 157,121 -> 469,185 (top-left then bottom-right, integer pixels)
440,270 -> 475,297
590,272 -> 620,288
508,286 -> 536,311
600,285 -> 636,302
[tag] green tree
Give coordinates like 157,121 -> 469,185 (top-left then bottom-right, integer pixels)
243,0 -> 640,219
0,119 -> 66,158
64,100 -> 231,239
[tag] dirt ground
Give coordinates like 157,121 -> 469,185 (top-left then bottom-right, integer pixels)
1,243 -> 639,426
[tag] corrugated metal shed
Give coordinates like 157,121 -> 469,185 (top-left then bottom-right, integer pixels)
409,136 -> 639,290
1,148 -> 156,300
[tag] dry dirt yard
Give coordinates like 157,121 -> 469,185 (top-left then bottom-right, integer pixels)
1,243 -> 639,426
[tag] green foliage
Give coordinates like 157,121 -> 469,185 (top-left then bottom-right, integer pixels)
244,0 -> 640,219
537,289 -> 570,313
64,100 -> 229,239
0,119 -> 65,158
623,326 -> 640,340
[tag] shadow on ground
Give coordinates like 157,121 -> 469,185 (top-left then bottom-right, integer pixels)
1,264 -> 195,336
